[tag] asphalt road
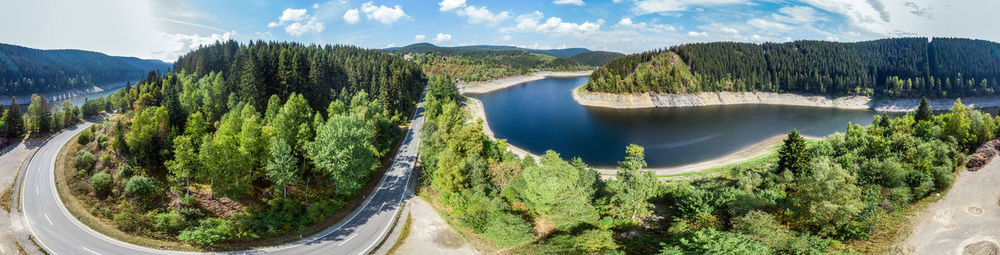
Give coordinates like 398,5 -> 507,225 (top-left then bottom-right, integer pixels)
20,102 -> 424,255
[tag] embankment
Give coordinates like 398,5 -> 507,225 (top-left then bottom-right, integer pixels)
573,86 -> 1000,112
458,70 -> 593,95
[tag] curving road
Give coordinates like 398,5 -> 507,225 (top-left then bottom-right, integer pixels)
19,102 -> 423,255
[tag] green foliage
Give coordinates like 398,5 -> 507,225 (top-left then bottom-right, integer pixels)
915,97 -> 933,122
126,106 -> 170,171
677,228 -> 772,254
91,172 -> 112,197
308,109 -> 377,197
74,150 -> 96,171
124,176 -> 159,198
481,211 -> 535,247
777,129 -> 810,175
77,129 -> 93,145
2,97 -> 25,138
27,94 -> 51,133
605,144 -> 659,226
155,210 -> 188,233
570,51 -> 625,66
516,151 -> 600,230
177,218 -> 235,246
266,137 -> 299,198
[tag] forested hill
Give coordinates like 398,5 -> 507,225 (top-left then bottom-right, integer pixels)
173,40 -> 425,114
571,51 -> 625,67
586,37 -> 1000,98
385,43 -> 592,82
0,43 -> 170,95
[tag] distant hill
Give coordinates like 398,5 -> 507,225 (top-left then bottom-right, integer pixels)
386,43 -> 616,60
0,43 -> 170,95
571,51 -> 625,66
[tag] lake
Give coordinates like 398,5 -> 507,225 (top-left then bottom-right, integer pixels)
471,76 -> 887,168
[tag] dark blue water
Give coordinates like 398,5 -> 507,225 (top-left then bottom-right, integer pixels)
472,76 -> 885,168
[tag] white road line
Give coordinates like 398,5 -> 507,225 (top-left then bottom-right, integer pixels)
35,186 -> 38,195
338,233 -> 358,246
81,247 -> 101,255
44,214 -> 53,225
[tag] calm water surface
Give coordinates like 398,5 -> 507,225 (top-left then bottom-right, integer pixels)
472,76 -> 887,168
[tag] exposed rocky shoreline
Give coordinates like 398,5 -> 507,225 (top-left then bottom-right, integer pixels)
573,86 -> 1000,112
458,70 -> 593,95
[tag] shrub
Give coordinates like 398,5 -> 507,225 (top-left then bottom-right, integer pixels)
125,176 -> 158,197
91,173 -> 112,197
74,150 -> 96,171
177,218 -> 235,245
117,164 -> 135,180
179,195 -> 197,207
77,130 -> 93,145
482,212 -> 535,247
155,211 -> 188,233
95,134 -> 108,148
113,210 -> 146,232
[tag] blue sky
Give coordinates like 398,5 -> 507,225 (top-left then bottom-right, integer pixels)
1,0 -> 997,62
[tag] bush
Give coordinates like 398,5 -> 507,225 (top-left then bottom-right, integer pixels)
113,210 -> 147,233
95,134 -> 108,148
74,150 -> 96,171
77,130 -> 93,145
117,164 -> 135,180
125,176 -> 159,197
482,212 -> 535,247
91,173 -> 112,197
179,195 -> 197,207
155,211 -> 188,233
177,218 -> 235,245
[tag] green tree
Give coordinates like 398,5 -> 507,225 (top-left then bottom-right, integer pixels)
126,106 -> 170,171
786,157 -> 864,237
166,135 -> 200,192
481,212 -> 535,247
27,94 -> 50,133
266,137 -> 299,198
915,96 -> 932,122
777,129 -> 810,175
91,173 -> 112,197
944,99 -> 972,149
4,96 -> 25,138
605,144 -> 659,225
308,112 -> 377,196
517,151 -> 600,230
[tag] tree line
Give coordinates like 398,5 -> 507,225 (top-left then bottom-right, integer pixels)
62,41 -> 427,246
587,37 -> 1000,98
0,94 -> 110,147
0,43 -> 169,95
386,43 -> 590,83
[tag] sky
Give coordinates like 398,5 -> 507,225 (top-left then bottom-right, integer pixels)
1,0 -> 998,62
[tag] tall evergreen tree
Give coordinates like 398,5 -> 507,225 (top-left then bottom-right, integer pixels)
777,129 -> 810,175
915,97 -> 933,122
5,96 -> 25,138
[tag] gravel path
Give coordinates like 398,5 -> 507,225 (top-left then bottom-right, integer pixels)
391,197 -> 478,255
902,157 -> 1000,254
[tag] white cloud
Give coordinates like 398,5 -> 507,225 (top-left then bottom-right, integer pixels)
438,0 -> 466,12
502,35 -> 512,41
801,0 -> 890,34
456,5 -> 511,25
343,9 -> 360,24
162,31 -> 236,62
773,6 -> 819,24
554,0 -> 585,6
269,8 -> 308,27
615,17 -> 676,32
285,17 -> 324,36
414,34 -> 426,41
313,3 -> 320,9
513,11 -> 602,37
635,0 -> 748,13
687,31 -> 708,37
433,33 -> 452,43
361,2 -> 408,24
747,18 -> 791,31
720,26 -> 739,35
269,8 -> 324,36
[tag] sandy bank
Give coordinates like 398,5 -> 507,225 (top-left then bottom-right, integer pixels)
458,70 -> 593,95
574,86 -> 1000,112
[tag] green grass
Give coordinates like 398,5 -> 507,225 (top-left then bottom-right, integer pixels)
657,149 -> 779,179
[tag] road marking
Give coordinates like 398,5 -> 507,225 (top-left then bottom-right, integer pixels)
82,247 -> 101,255
35,186 -> 39,195
338,233 -> 358,246
44,214 -> 53,225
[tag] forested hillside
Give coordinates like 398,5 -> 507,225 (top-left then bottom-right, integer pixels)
0,43 -> 170,95
59,41 -> 426,246
571,51 -> 625,67
387,43 -> 590,82
587,38 -> 1000,98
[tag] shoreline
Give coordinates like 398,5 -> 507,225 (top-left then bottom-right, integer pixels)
573,86 -> 1000,112
458,70 -> 593,95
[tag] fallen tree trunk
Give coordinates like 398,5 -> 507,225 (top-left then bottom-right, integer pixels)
966,139 -> 1000,171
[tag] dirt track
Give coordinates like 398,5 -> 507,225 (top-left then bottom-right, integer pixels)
902,157 -> 1000,254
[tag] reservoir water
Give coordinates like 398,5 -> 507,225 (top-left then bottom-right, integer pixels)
471,76 -> 886,168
